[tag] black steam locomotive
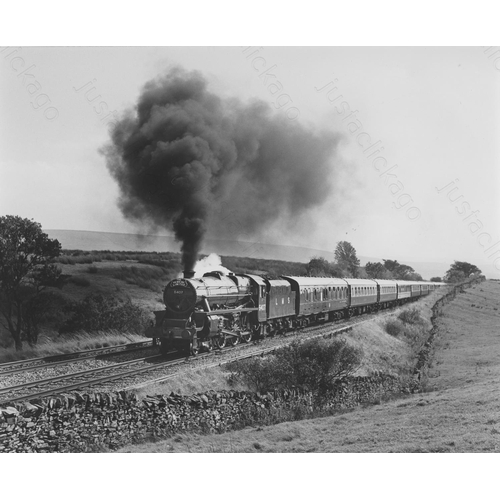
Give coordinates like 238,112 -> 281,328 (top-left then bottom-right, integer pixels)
145,270 -> 444,355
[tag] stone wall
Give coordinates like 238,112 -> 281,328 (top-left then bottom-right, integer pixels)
0,373 -> 405,452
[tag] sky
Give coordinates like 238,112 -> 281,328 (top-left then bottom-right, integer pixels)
1,46 -> 499,277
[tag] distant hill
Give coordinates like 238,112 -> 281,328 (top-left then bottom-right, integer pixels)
44,229 -> 448,280
45,229 -> 338,263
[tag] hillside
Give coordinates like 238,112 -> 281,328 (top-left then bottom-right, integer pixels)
44,229 -> 448,280
119,280 -> 500,452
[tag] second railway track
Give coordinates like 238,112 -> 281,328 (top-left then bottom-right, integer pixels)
0,340 -> 154,375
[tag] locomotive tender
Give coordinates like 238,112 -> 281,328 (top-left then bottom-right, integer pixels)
146,270 -> 444,355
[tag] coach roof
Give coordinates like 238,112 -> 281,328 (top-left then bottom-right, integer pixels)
282,276 -> 348,288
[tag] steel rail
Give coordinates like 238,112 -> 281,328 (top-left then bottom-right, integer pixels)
0,354 -> 165,396
1,355 -> 193,404
0,341 -> 153,372
0,345 -> 155,376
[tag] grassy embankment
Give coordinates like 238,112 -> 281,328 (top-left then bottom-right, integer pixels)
120,280 -> 500,452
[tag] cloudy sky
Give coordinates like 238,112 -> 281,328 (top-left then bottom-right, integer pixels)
1,45 -> 499,277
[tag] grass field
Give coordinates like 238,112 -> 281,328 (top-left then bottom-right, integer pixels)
119,280 -> 499,452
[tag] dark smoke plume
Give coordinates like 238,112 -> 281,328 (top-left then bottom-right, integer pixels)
102,67 -> 341,271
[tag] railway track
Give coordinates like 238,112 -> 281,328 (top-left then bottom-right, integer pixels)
0,352 -> 189,404
0,306 -> 405,404
0,341 -> 154,375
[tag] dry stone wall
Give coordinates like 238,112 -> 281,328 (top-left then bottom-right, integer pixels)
0,374 -> 405,452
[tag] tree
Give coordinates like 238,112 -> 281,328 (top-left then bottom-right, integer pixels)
383,259 -> 415,280
445,261 -> 481,282
430,277 -> 442,282
406,272 -> 423,281
0,216 -> 61,350
365,261 -> 392,279
306,257 -> 330,276
445,269 -> 466,283
306,257 -> 344,277
334,241 -> 360,277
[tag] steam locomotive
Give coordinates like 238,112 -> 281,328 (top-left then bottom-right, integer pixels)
145,269 -> 445,355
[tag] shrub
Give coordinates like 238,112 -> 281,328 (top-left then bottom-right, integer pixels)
68,276 -> 91,287
384,318 -> 405,337
226,338 -> 362,395
398,308 -> 423,325
87,265 -> 98,274
60,293 -> 149,334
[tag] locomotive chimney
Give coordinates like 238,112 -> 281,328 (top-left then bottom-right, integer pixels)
183,270 -> 195,279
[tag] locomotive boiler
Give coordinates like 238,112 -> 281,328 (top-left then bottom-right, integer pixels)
145,270 -> 261,355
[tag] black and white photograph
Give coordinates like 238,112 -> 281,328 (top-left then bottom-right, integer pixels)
0,2 -> 499,490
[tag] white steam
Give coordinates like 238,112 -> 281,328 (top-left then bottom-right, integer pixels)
193,253 -> 232,278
